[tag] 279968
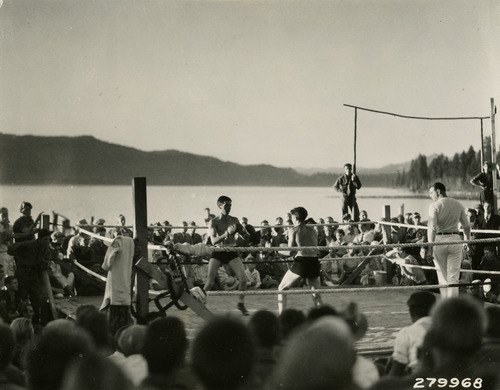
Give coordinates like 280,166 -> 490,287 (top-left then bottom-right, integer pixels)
413,377 -> 483,389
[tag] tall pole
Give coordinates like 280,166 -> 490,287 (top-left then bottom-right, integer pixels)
491,98 -> 497,211
353,107 -> 357,174
480,119 -> 484,166
133,177 -> 150,319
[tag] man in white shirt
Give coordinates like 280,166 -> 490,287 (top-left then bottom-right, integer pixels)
427,182 -> 471,298
390,291 -> 436,376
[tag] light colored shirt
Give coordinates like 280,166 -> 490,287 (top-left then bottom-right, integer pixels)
392,316 -> 433,371
245,268 -> 261,289
428,197 -> 470,242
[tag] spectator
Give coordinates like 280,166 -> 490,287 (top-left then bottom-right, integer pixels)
0,323 -> 25,389
111,325 -> 148,386
274,316 -> 357,390
245,263 -> 261,289
0,207 -> 16,278
26,320 -> 93,390
0,276 -> 23,324
389,291 -> 436,376
10,317 -> 34,372
13,202 -> 42,243
278,308 -> 306,342
246,310 -> 281,390
60,350 -> 134,390
7,229 -> 53,325
140,317 -> 195,390
192,316 -> 254,390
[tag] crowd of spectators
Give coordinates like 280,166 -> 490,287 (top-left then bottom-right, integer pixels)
0,293 -> 499,390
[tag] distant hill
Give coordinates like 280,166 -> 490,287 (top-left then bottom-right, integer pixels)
294,154 -> 439,176
0,133 -> 409,186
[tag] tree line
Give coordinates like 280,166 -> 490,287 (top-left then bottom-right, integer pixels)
394,137 -> 495,192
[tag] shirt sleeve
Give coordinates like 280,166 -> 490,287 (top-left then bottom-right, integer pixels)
392,328 -> 410,365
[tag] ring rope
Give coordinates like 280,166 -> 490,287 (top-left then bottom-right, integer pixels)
205,282 -> 493,296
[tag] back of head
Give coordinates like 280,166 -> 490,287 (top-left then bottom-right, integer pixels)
60,350 -> 134,390
407,291 -> 436,319
430,296 -> 485,355
118,325 -> 146,357
143,317 -> 188,375
307,304 -> 338,322
431,182 -> 446,193
192,316 -> 254,390
27,321 -> 93,390
75,309 -> 111,351
485,306 -> 500,339
10,317 -> 34,344
248,310 -> 280,350
0,324 -> 15,370
274,317 -> 355,390
290,207 -> 308,222
279,309 -> 306,340
217,195 -> 232,206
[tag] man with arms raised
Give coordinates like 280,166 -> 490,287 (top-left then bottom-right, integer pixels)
204,195 -> 250,316
278,207 -> 323,313
427,182 -> 471,298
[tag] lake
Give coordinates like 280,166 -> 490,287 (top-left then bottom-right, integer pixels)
0,184 -> 479,228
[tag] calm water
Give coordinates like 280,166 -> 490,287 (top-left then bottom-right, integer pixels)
0,185 -> 478,228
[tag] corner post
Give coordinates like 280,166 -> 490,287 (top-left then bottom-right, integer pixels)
491,98 -> 497,211
133,177 -> 150,319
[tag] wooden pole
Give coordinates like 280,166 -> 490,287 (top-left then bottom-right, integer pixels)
353,107 -> 358,173
133,177 -> 150,319
491,98 -> 497,211
42,214 -> 50,230
480,119 -> 484,166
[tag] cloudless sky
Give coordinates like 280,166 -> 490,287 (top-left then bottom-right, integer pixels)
1,0 -> 499,169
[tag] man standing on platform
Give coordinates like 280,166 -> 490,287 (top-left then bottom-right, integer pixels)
427,182 -> 471,298
470,161 -> 500,206
204,195 -> 250,316
333,163 -> 362,222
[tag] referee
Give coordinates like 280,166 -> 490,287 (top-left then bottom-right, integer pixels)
427,182 -> 471,298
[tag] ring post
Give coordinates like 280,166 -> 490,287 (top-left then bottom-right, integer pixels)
133,177 -> 150,319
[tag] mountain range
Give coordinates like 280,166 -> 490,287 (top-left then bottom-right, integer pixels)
0,133 -> 412,186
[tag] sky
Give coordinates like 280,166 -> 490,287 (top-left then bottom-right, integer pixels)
1,0 -> 499,170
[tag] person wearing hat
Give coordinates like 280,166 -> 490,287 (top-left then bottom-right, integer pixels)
470,161 -> 500,206
333,163 -> 363,222
7,229 -> 53,325
13,202 -> 43,243
278,206 -> 323,313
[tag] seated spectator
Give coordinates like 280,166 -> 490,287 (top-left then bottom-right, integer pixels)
75,305 -> 113,356
385,248 -> 427,286
0,323 -> 25,389
246,310 -> 281,389
111,325 -> 148,386
10,317 -> 34,372
338,244 -> 361,284
49,232 -> 75,298
173,221 -> 193,245
389,291 -> 436,376
245,263 -> 261,289
340,302 -> 379,389
274,316 -> 357,390
27,320 -> 93,390
0,276 -> 23,324
278,308 -> 306,342
217,267 -> 239,291
475,246 -> 500,302
90,226 -> 108,267
140,317 -> 196,390
192,316 -> 254,390
61,350 -> 134,390
66,230 -> 92,264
